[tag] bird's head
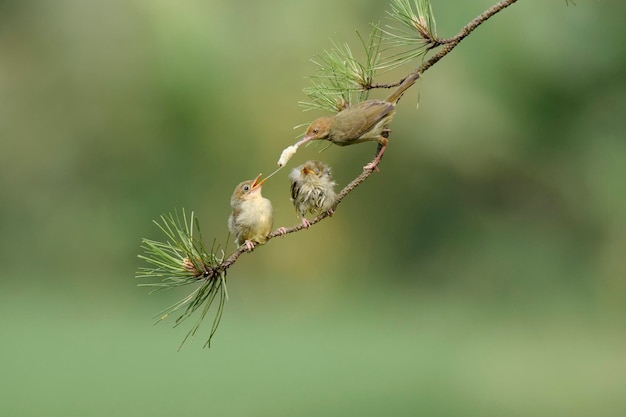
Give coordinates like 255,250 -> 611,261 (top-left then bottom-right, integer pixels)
303,117 -> 333,141
301,160 -> 327,178
231,173 -> 266,205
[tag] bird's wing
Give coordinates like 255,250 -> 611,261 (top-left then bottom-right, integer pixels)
333,100 -> 395,140
290,179 -> 300,201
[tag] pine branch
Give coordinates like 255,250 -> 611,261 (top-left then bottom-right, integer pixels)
228,0 -> 521,268
300,0 -> 440,112
137,0 -> 520,349
375,0 -> 440,72
137,209 -> 228,349
299,26 -> 383,112
418,0 -> 518,72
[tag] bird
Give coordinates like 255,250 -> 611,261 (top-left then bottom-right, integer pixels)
289,160 -> 337,228
295,72 -> 420,171
228,173 -> 274,251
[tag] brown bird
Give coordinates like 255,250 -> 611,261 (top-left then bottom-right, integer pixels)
296,72 -> 419,171
289,160 -> 337,228
228,174 -> 273,251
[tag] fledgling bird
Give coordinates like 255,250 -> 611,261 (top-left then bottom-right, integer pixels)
228,173 -> 273,251
289,160 -> 337,228
295,72 -> 420,171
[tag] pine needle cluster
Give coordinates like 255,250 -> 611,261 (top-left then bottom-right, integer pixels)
136,210 -> 228,349
300,0 -> 438,112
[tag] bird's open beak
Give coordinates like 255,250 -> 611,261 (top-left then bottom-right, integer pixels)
302,167 -> 314,175
251,173 -> 267,190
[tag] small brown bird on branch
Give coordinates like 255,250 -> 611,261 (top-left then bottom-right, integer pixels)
289,160 -> 337,228
295,72 -> 420,171
228,174 -> 273,251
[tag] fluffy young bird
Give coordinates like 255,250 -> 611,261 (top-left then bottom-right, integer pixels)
228,174 -> 273,251
289,160 -> 337,228
296,72 -> 420,171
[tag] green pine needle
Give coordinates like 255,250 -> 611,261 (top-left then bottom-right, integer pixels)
376,0 -> 438,71
300,26 -> 383,112
386,0 -> 437,40
300,0 -> 437,113
136,209 -> 228,349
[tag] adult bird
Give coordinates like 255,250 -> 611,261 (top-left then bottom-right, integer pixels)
296,72 -> 419,171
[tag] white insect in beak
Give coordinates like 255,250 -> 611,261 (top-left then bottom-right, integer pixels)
277,145 -> 299,167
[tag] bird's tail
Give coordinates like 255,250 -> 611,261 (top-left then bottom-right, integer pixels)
385,72 -> 420,104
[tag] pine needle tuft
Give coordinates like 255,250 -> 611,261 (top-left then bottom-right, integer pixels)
300,0 -> 438,112
136,209 -> 228,349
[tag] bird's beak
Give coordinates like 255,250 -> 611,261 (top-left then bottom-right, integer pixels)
295,135 -> 313,147
302,167 -> 314,175
251,173 -> 267,189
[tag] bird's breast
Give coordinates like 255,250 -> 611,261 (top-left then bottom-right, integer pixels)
238,198 -> 273,225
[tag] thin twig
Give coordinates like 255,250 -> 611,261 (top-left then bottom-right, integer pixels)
365,81 -> 403,91
415,0 -> 518,75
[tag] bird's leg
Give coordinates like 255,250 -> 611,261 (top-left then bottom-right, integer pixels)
244,240 -> 255,252
301,218 -> 311,228
363,137 -> 388,172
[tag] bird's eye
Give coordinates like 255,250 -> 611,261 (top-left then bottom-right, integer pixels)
312,128 -> 319,134
243,185 -> 250,192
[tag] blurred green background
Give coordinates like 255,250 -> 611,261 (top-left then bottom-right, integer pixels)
1,0 -> 625,415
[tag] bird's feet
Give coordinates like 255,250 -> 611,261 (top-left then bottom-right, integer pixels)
244,240 -> 255,252
301,218 -> 312,228
364,140 -> 388,172
276,227 -> 288,236
363,161 -> 380,172
325,208 -> 335,217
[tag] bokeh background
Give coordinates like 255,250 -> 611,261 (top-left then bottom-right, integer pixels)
1,0 -> 625,415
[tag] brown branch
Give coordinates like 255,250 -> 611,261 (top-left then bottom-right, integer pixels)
365,81 -> 403,91
365,0 -> 518,94
209,0 -> 519,278
415,0 -> 518,76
